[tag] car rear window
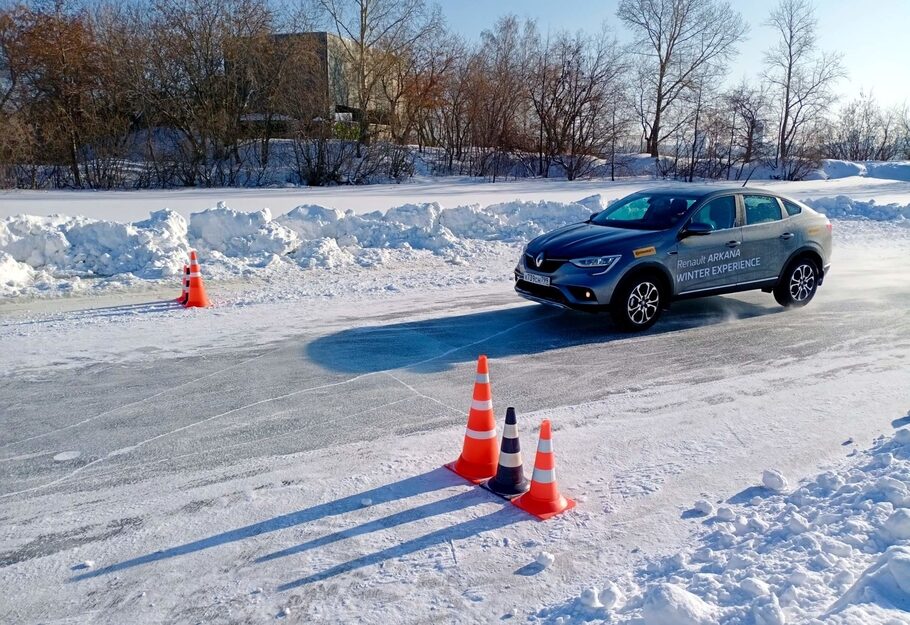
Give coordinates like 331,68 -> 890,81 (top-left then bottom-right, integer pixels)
783,200 -> 802,217
743,195 -> 783,225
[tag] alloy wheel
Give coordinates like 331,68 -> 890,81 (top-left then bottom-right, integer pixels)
627,281 -> 660,325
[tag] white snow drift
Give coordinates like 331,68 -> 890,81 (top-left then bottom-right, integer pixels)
0,199 -> 591,297
1,192 -> 907,298
542,428 -> 910,624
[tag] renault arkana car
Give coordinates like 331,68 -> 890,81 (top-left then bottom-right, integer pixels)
515,186 -> 832,330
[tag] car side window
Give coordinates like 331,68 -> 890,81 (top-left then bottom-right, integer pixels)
743,195 -> 784,225
689,196 -> 736,231
782,200 -> 802,217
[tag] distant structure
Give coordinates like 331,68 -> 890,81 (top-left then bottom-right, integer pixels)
265,32 -> 394,134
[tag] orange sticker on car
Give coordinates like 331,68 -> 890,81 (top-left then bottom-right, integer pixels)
633,246 -> 657,258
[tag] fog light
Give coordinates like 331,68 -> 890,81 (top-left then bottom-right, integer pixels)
585,290 -> 592,299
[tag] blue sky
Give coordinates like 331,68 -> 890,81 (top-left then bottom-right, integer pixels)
438,0 -> 910,108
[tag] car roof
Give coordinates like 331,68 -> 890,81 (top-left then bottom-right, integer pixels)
634,185 -> 778,199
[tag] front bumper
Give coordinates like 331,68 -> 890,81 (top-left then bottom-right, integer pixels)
513,259 -> 624,311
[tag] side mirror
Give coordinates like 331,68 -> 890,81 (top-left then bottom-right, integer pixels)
680,221 -> 714,237
588,211 -> 601,222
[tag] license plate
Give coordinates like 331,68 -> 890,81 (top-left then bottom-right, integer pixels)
522,272 -> 550,286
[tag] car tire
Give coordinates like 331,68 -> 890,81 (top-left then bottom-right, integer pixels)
610,274 -> 664,331
774,257 -> 819,308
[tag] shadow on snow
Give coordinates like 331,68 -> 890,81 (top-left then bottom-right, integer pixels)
305,296 -> 781,374
71,467 -> 459,582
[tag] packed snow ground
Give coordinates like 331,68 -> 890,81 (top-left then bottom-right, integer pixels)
1,177 -> 909,625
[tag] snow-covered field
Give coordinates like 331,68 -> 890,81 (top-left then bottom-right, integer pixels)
1,175 -> 910,624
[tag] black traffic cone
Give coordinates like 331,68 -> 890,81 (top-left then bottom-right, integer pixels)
180,265 -> 190,305
481,407 -> 530,499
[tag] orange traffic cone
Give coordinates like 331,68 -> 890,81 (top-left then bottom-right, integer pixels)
184,250 -> 212,308
445,355 -> 498,483
175,263 -> 189,304
512,419 -> 575,520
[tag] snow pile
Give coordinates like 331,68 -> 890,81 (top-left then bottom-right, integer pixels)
762,469 -> 789,493
0,199 -> 594,297
276,204 -> 346,240
189,203 -> 299,257
541,428 -> 910,624
821,160 -> 868,180
0,209 -> 188,294
820,160 -> 910,183
805,196 -> 910,222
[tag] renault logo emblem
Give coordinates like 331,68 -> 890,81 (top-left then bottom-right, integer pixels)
535,253 -> 544,268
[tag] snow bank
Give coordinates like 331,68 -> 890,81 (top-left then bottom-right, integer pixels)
3,189 -> 909,299
0,199 -> 593,297
0,209 -> 189,295
805,196 -> 910,221
541,428 -> 910,624
189,203 -> 298,257
820,160 -> 910,183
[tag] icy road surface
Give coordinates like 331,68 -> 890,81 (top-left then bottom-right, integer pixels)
1,237 -> 909,623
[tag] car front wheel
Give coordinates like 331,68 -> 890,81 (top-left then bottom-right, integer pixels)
774,258 -> 819,307
611,276 -> 664,331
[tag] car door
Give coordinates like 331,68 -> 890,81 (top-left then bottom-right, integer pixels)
739,194 -> 791,285
673,195 -> 743,294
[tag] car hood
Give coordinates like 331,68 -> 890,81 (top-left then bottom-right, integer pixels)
526,222 -> 660,258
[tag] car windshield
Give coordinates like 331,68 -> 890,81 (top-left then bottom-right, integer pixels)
591,192 -> 701,230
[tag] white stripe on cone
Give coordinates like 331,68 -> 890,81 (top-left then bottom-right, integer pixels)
532,467 -> 556,483
475,374 -> 490,383
537,438 -> 553,453
498,451 -> 523,468
471,399 -> 493,411
502,424 -> 519,438
465,427 -> 496,440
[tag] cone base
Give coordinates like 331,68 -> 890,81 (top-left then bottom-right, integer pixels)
480,477 -> 530,500
444,458 -> 497,484
185,299 -> 212,308
512,492 -> 576,520
185,292 -> 212,308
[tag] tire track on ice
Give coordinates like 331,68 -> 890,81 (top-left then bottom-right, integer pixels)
1,313 -> 553,498
0,348 -> 276,451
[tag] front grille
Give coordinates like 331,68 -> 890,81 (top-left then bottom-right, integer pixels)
515,280 -> 567,304
525,254 -> 567,273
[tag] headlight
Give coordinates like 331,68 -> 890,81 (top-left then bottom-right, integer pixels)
569,255 -> 621,269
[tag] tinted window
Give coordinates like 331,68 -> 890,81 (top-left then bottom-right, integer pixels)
690,196 -> 736,231
783,200 -> 802,217
592,193 -> 700,230
743,195 -> 783,225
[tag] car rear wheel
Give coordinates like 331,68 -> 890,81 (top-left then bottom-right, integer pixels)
611,276 -> 664,331
774,258 -> 819,307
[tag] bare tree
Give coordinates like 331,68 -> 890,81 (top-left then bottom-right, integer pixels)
617,0 -> 746,158
825,92 -> 901,161
725,81 -> 772,178
528,28 -> 627,180
764,0 -> 844,178
313,0 -> 440,151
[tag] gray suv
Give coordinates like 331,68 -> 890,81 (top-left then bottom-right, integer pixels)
515,186 -> 833,330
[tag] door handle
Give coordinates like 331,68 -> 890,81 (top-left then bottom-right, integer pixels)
726,240 -> 741,248
780,232 -> 794,240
